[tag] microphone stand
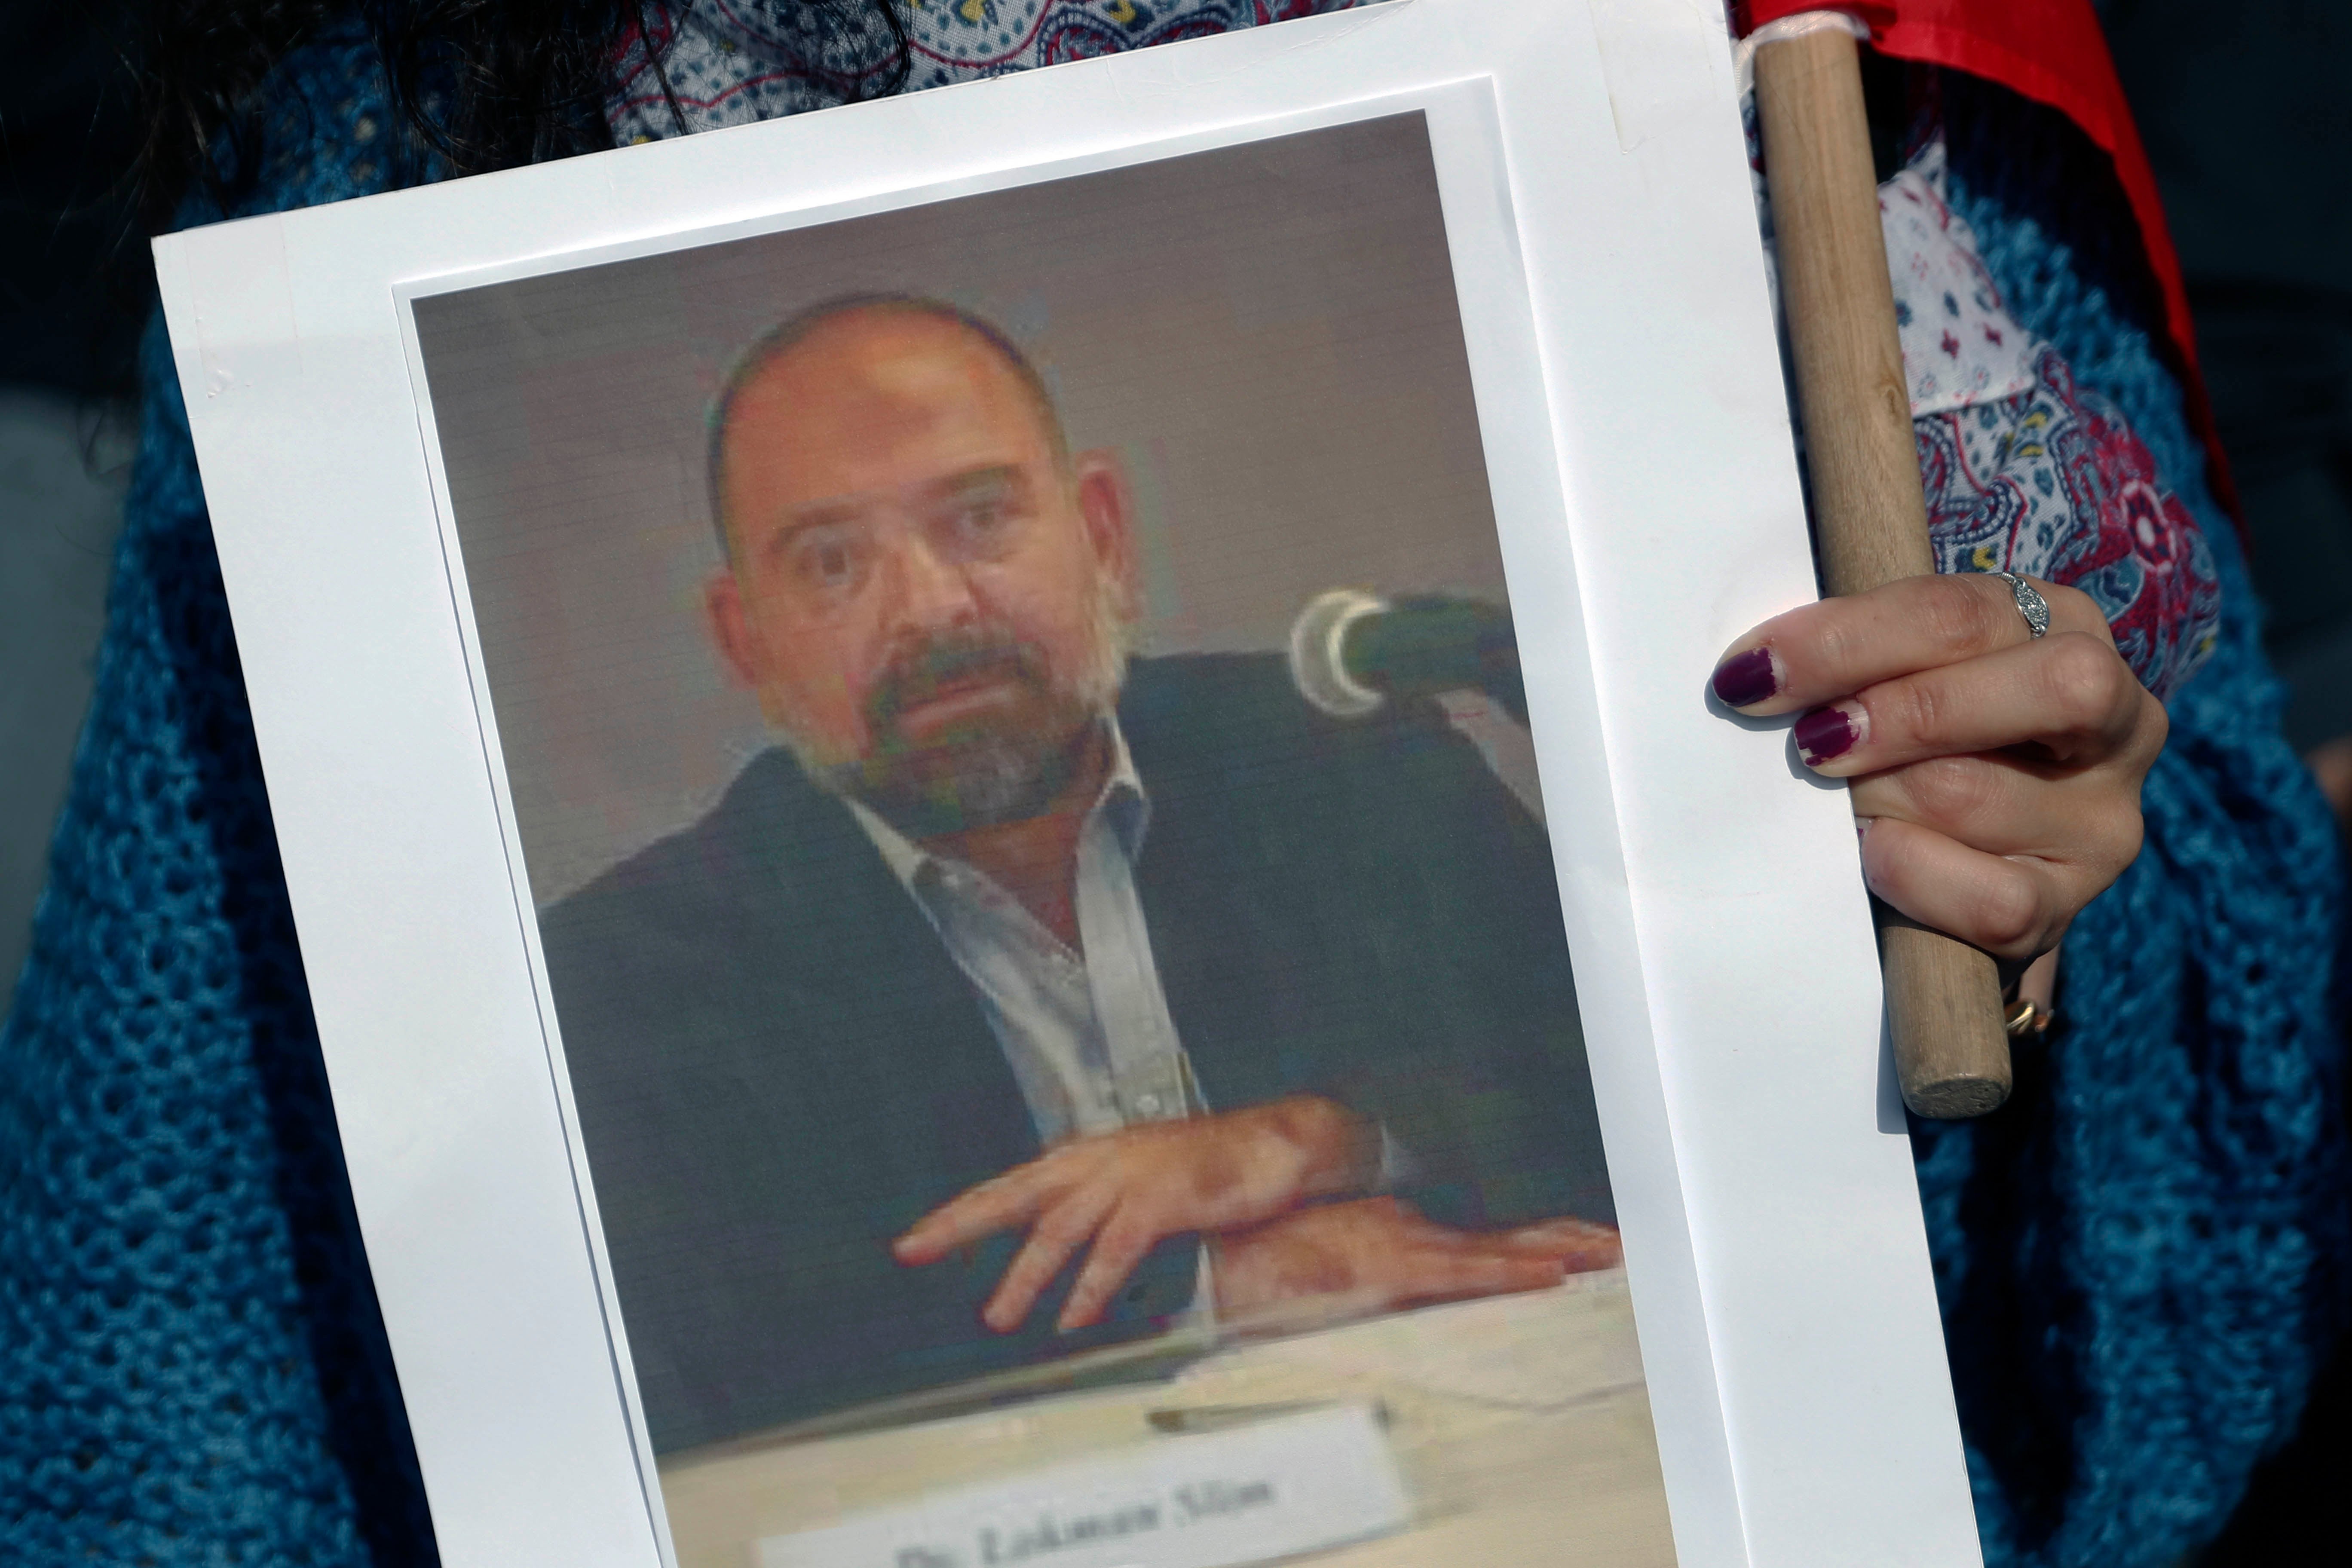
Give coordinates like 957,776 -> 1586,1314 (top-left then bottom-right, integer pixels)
1752,16 -> 2014,1118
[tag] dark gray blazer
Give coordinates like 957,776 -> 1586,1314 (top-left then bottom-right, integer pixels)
539,653 -> 1609,1452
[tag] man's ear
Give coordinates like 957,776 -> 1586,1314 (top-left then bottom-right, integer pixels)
1072,448 -> 1140,621
705,568 -> 763,689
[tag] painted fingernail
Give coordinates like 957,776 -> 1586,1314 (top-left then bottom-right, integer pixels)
1795,703 -> 1865,766
1710,646 -> 1780,709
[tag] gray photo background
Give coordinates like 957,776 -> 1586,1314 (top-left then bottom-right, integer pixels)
413,112 -> 1529,908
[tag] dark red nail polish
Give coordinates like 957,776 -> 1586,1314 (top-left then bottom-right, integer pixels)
1795,705 -> 1859,764
1711,647 -> 1777,708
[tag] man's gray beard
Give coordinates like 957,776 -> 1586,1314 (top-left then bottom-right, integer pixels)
781,594 -> 1131,840
824,725 -> 1080,839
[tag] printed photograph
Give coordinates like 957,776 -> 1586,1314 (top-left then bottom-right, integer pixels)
411,110 -> 1674,1567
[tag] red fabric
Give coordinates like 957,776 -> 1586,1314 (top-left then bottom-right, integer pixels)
1738,0 -> 2241,523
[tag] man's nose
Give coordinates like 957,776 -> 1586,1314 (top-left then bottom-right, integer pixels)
880,532 -> 980,634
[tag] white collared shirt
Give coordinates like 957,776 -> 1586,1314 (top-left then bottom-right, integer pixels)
845,720 -> 1198,1147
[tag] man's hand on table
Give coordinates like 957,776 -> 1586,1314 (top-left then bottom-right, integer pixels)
893,1094 -> 1375,1332
1710,572 -> 2165,973
1213,1197 -> 1623,1320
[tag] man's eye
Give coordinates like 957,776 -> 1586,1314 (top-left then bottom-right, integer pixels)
949,500 -> 1012,547
793,533 -> 862,591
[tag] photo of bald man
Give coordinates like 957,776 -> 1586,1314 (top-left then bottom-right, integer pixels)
536,293 -> 1617,1456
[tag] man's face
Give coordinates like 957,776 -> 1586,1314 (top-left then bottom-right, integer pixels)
707,310 -> 1137,836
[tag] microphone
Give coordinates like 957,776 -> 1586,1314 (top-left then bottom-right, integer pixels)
1286,589 -> 1525,725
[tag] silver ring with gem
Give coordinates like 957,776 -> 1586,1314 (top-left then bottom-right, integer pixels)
1995,572 -> 2050,640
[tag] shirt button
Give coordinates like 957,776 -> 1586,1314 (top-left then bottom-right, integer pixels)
1134,1093 -> 1162,1116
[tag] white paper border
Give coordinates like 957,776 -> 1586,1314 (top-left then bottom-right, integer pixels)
153,4 -> 1977,1566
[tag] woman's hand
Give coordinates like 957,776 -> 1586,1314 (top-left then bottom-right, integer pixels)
1710,573 -> 2166,967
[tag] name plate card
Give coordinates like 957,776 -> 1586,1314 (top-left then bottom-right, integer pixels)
756,1404 -> 1410,1568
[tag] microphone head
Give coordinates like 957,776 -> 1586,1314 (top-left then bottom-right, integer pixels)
1288,589 -> 1527,726
1287,588 -> 1393,719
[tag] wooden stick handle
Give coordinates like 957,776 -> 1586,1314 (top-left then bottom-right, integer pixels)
1752,24 -> 2012,1119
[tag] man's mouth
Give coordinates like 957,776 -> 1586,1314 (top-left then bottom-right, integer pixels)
867,632 -> 1056,756
830,632 -> 1102,835
891,672 -> 1022,739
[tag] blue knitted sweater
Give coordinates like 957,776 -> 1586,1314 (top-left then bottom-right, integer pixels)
0,36 -> 2342,1568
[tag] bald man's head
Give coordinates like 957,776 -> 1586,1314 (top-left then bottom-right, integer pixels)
698,295 -> 1139,838
707,296 -> 1069,562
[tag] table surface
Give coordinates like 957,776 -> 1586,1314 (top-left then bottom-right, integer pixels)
656,1271 -> 1678,1568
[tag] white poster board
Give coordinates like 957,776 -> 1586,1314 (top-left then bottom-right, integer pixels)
152,3 -> 1977,1566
